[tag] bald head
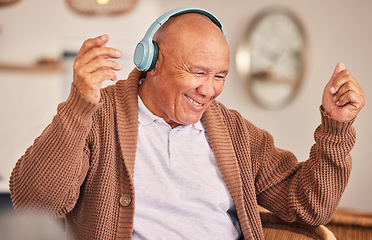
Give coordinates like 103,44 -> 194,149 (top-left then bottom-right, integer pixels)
153,13 -> 229,63
154,13 -> 226,40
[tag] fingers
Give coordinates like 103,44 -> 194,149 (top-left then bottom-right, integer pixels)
330,62 -> 346,81
83,57 -> 122,73
90,68 -> 119,83
78,46 -> 121,67
76,68 -> 118,88
73,34 -> 123,104
329,62 -> 346,94
331,69 -> 365,109
322,62 -> 365,122
74,34 -> 122,74
74,36 -> 122,80
335,89 -> 365,109
73,48 -> 122,85
74,58 -> 121,85
76,35 -> 109,60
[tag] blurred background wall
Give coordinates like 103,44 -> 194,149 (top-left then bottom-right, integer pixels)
0,0 -> 371,212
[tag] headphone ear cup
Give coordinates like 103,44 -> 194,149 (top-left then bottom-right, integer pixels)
133,41 -> 147,71
147,41 -> 159,71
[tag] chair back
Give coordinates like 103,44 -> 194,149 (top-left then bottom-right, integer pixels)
260,208 -> 337,240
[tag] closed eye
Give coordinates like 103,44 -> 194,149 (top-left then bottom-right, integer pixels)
194,72 -> 206,77
215,73 -> 227,81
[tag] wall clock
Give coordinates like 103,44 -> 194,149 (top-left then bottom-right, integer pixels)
236,8 -> 306,109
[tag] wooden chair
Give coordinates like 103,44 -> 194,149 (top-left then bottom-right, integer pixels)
325,208 -> 372,240
259,207 -> 337,240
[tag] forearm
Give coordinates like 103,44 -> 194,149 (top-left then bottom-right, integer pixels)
9,84 -> 100,215
256,108 -> 356,225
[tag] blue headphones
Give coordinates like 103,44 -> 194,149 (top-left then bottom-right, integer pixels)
133,7 -> 228,72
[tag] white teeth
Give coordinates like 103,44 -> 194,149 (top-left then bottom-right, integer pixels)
185,95 -> 202,106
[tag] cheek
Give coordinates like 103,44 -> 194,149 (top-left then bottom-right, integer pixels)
214,82 -> 225,98
156,84 -> 184,113
173,76 -> 199,95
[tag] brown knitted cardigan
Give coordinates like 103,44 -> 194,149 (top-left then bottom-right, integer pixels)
9,69 -> 356,239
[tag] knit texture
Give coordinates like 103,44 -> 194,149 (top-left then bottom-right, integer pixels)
9,69 -> 356,239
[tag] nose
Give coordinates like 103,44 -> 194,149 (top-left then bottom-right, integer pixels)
196,77 -> 216,98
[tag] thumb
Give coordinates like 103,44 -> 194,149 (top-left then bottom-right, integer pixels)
331,62 -> 346,80
328,62 -> 346,94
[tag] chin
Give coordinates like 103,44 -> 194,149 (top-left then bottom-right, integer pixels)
175,111 -> 204,126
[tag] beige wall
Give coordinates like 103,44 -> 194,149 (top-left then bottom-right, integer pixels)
0,0 -> 371,211
158,0 -> 372,212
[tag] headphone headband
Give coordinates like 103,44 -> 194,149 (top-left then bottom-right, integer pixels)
133,7 -> 228,72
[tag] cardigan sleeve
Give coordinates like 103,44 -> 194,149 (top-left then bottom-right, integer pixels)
253,107 -> 356,226
9,84 -> 100,216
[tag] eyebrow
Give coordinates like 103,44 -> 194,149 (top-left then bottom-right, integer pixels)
190,66 -> 229,75
218,70 -> 229,75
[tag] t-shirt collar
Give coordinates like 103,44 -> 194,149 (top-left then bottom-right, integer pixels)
138,95 -> 163,126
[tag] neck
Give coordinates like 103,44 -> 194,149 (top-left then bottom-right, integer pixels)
139,80 -> 180,129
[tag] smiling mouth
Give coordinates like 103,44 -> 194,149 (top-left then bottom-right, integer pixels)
185,94 -> 203,106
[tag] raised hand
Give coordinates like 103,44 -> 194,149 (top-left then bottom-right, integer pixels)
322,62 -> 365,122
73,34 -> 123,104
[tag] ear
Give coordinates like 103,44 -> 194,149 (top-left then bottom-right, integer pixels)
148,64 -> 157,76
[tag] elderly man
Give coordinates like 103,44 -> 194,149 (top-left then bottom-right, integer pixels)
10,7 -> 365,240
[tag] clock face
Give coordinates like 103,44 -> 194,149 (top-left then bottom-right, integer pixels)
236,8 -> 306,109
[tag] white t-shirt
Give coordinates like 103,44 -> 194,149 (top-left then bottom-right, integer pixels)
132,96 -> 242,239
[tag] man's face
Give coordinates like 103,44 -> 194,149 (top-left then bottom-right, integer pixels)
156,47 -> 228,127
139,14 -> 230,128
